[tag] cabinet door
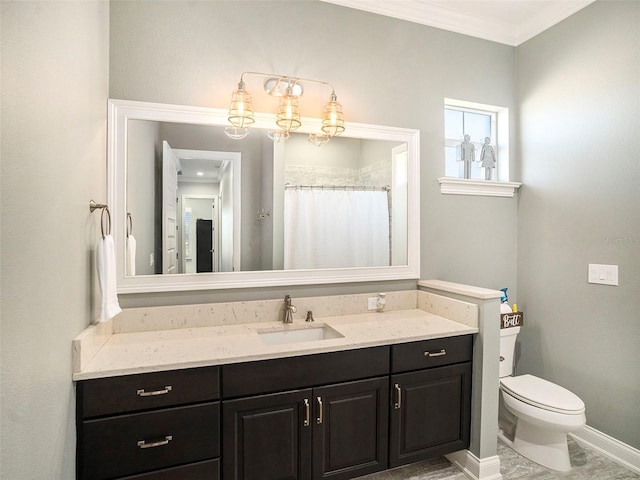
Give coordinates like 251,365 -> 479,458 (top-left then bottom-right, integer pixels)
312,377 -> 389,480
389,363 -> 472,468
223,389 -> 312,480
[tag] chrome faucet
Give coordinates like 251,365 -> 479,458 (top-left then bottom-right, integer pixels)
283,295 -> 297,323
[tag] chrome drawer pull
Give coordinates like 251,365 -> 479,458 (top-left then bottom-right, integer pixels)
303,398 -> 310,427
136,386 -> 172,397
394,383 -> 402,410
424,349 -> 447,358
137,435 -> 172,449
316,396 -> 323,425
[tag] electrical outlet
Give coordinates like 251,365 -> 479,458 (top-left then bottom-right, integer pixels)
367,297 -> 378,310
150,253 -> 154,267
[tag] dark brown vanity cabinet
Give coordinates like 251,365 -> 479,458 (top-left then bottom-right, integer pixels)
389,335 -> 473,468
222,347 -> 390,480
76,335 -> 473,480
76,366 -> 221,480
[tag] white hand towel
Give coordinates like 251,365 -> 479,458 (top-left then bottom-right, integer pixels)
126,235 -> 137,276
97,234 -> 122,323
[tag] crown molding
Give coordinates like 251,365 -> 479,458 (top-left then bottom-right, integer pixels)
513,1 -> 595,45
321,0 -> 595,46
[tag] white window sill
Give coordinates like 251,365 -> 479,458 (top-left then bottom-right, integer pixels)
438,177 -> 522,197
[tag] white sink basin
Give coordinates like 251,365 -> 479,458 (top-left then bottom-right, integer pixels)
258,325 -> 343,345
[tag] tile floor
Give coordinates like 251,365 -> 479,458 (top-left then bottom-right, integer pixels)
357,438 -> 640,479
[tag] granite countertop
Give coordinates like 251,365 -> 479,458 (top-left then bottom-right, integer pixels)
73,308 -> 477,381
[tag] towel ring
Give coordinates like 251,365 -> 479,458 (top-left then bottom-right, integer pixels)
100,206 -> 111,238
89,200 -> 111,238
127,213 -> 133,237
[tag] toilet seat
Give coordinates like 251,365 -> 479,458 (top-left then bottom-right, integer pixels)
500,374 -> 585,415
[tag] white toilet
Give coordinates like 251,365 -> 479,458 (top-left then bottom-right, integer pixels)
498,326 -> 586,471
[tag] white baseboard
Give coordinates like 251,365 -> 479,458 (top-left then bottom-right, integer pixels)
444,427 -> 639,479
446,449 -> 502,480
570,425 -> 640,474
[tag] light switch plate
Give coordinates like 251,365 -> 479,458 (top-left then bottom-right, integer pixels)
367,297 -> 378,310
588,264 -> 618,286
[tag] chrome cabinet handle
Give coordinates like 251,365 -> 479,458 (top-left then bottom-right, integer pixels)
303,398 -> 310,427
136,386 -> 172,397
137,435 -> 172,449
424,349 -> 447,358
316,396 -> 323,425
394,383 -> 402,410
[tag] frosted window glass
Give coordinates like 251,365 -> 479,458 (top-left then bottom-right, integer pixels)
463,112 -> 491,140
445,147 -> 458,177
445,109 -> 463,139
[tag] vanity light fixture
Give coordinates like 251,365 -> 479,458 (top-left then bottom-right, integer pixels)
275,86 -> 302,132
225,71 -> 345,144
308,133 -> 330,146
322,93 -> 345,137
266,130 -> 290,142
227,80 -> 254,130
224,126 -> 249,140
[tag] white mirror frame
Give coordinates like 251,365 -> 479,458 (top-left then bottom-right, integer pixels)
108,99 -> 420,293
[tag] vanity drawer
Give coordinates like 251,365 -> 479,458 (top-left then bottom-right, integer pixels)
391,335 -> 472,373
223,346 -> 390,398
79,402 -> 220,480
79,366 -> 220,418
119,459 -> 219,480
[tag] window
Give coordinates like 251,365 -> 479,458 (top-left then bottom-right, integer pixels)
445,107 -> 495,180
441,98 -> 520,197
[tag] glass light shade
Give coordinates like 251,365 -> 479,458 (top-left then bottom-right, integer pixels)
276,94 -> 301,132
264,77 -> 303,97
267,130 -> 290,142
224,126 -> 249,140
321,95 -> 345,137
228,85 -> 254,129
308,133 -> 330,146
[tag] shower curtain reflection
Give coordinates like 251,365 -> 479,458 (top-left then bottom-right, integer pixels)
284,189 -> 390,270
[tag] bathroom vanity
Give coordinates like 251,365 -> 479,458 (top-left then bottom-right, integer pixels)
73,291 -> 478,480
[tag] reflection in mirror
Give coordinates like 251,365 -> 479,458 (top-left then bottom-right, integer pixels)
109,100 -> 420,292
281,134 -> 404,270
173,147 -> 238,275
127,120 -> 241,276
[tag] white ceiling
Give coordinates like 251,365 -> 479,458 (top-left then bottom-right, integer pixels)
321,0 -> 595,46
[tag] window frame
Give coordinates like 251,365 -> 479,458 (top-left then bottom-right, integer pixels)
440,98 -> 520,197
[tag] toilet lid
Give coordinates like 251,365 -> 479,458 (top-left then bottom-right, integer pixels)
500,374 -> 585,414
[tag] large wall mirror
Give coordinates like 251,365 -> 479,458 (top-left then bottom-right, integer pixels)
109,99 -> 420,293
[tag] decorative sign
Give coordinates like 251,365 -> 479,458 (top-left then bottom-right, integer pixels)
501,312 -> 524,329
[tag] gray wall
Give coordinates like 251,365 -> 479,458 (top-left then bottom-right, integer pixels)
516,1 -> 640,449
0,1 -> 109,478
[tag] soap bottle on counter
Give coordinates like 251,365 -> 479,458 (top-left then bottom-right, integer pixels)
500,288 -> 512,314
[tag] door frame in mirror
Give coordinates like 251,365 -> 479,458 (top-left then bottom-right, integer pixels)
108,99 -> 420,293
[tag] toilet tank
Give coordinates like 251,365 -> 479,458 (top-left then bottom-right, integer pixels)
500,326 -> 520,378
